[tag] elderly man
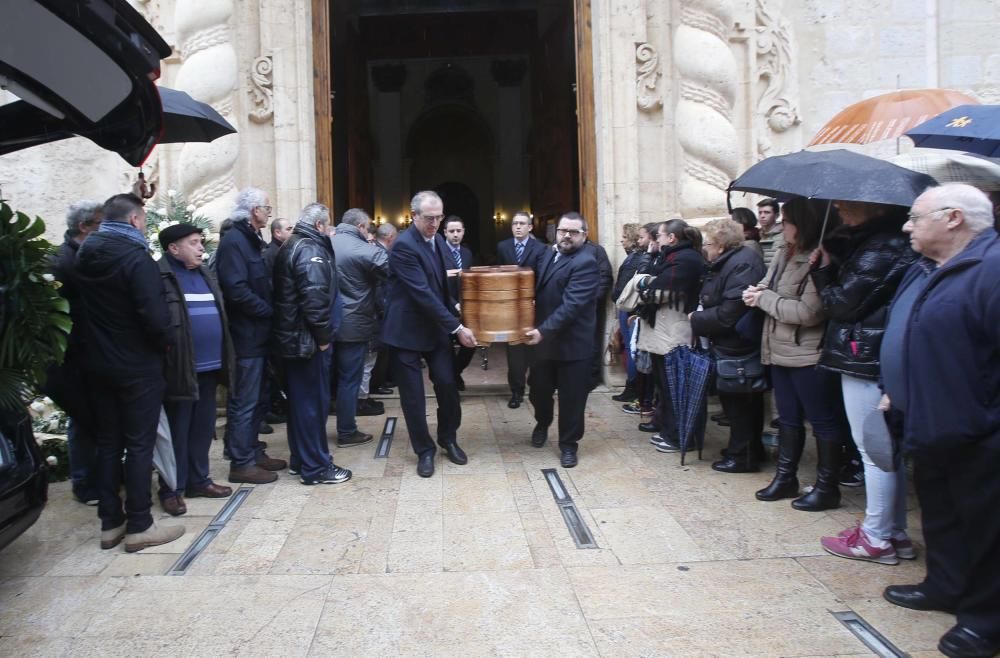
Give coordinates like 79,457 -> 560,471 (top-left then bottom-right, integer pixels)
525,211 -> 600,468
273,203 -> 351,485
879,183 -> 1000,658
75,194 -> 183,552
215,187 -> 286,484
382,191 -> 477,477
156,224 -> 235,516
44,201 -> 103,505
332,208 -> 389,446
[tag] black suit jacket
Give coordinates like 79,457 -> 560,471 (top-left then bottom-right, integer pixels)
497,236 -> 546,272
445,243 -> 474,301
533,246 -> 599,361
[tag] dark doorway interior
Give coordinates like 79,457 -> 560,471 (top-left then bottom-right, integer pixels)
326,1 -> 581,264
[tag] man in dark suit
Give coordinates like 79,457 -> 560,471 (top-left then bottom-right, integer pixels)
525,212 -> 599,468
443,216 -> 476,389
382,191 -> 478,477
496,211 -> 547,408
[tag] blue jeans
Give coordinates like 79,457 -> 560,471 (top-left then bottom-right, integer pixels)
227,356 -> 266,467
285,349 -> 334,479
618,310 -> 637,383
771,365 -> 849,443
160,371 -> 219,496
335,341 -> 368,439
66,418 -> 98,496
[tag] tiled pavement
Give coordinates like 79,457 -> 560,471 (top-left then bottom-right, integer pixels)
0,389 -> 950,657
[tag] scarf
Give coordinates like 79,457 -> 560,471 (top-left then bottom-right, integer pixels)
99,220 -> 148,248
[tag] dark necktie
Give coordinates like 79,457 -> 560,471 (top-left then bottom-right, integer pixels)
451,247 -> 462,270
515,241 -> 525,265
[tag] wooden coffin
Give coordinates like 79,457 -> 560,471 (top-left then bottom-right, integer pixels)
460,265 -> 535,344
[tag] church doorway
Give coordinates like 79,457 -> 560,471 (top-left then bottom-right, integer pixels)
311,0 -> 597,261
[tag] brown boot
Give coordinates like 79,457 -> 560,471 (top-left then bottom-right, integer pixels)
256,453 -> 287,471
229,464 -> 278,484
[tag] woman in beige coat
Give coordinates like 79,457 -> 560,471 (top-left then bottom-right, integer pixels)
742,198 -> 851,511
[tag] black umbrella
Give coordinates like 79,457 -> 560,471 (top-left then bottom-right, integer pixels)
728,149 -> 937,208
158,87 -> 236,144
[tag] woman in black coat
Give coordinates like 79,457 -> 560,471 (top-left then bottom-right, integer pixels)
690,218 -> 767,473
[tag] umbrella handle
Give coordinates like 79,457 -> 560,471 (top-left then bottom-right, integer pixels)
726,186 -> 733,214
818,199 -> 833,245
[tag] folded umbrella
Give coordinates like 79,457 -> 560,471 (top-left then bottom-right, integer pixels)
905,104 -> 1000,157
663,345 -> 713,465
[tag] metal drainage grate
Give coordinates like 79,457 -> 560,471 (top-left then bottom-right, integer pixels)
541,468 -> 597,549
832,611 -> 909,658
167,486 -> 254,575
374,416 -> 397,459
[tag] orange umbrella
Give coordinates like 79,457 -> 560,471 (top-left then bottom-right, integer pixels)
809,89 -> 979,146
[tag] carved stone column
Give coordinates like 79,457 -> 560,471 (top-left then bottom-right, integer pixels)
673,0 -> 739,218
174,0 -> 240,223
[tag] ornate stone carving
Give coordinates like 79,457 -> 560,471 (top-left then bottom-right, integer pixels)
755,0 -> 801,158
248,55 -> 274,124
673,0 -> 739,217
173,0 -> 239,223
635,43 -> 662,111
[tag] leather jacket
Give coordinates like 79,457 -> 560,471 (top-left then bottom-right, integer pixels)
272,223 -> 339,359
811,213 -> 917,380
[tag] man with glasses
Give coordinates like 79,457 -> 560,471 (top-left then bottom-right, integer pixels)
496,211 -> 546,408
216,187 -> 286,485
525,212 -> 599,468
382,191 -> 477,477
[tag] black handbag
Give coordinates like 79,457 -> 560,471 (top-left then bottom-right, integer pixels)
713,350 -> 769,394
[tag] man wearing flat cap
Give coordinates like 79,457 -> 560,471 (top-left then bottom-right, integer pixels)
156,223 -> 236,516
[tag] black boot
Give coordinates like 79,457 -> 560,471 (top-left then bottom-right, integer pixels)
756,426 -> 805,501
612,381 -> 637,402
792,437 -> 842,511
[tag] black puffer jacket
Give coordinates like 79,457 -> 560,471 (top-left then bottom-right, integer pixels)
612,249 -> 643,302
272,223 -> 338,359
690,245 -> 766,357
811,213 -> 917,380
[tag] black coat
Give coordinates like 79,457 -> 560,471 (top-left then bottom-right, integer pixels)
586,241 -> 614,302
690,245 -> 766,357
497,236 -> 547,272
612,249 -> 643,302
272,223 -> 339,360
74,229 -> 170,378
215,219 -> 273,358
262,238 -> 283,273
811,213 -> 917,380
159,256 -> 236,400
532,246 -> 599,361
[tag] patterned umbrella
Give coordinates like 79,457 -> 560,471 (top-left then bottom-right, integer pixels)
905,104 -> 1000,157
890,149 -> 1000,191
664,345 -> 713,465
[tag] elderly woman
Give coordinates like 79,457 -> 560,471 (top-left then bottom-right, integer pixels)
611,222 -> 644,403
690,218 -> 767,472
631,219 -> 705,452
743,198 -> 851,509
810,200 -> 918,565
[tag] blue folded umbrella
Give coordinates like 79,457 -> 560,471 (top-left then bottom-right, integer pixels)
905,104 -> 1000,157
664,345 -> 713,465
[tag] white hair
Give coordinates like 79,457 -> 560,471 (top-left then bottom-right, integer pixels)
919,183 -> 994,234
65,200 -> 102,236
232,187 -> 268,222
410,190 -> 442,214
298,202 -> 330,227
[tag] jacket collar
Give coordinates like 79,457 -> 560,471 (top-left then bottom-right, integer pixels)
335,222 -> 367,242
922,228 -> 998,275
233,218 -> 265,251
293,222 -> 334,255
707,244 -> 742,271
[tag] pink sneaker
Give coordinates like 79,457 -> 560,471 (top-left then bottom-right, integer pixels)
822,525 -> 899,565
836,525 -> 918,561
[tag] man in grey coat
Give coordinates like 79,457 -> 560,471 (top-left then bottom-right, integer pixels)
331,208 -> 389,447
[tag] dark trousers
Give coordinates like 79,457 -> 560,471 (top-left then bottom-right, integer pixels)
335,341 -> 368,439
91,373 -> 165,533
650,353 -> 678,441
771,365 -> 848,442
160,371 -> 219,497
285,349 -> 333,479
719,391 -> 765,464
226,356 -> 267,467
914,438 -> 1000,638
529,357 -> 591,451
392,345 -> 461,456
454,345 -> 475,376
506,343 -> 530,394
371,348 -> 391,389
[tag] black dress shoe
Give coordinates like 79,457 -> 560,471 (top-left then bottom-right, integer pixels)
560,449 -> 578,468
638,421 -> 657,433
417,452 -> 435,478
508,392 -> 523,409
455,375 -> 465,391
711,457 -> 759,473
374,385 -> 394,395
938,624 -> 1000,658
531,424 -> 548,448
442,442 -> 468,465
884,585 -> 956,613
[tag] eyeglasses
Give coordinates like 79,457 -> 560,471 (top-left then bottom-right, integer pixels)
419,214 -> 445,222
906,207 -> 953,223
556,228 -> 585,236
257,205 -> 272,213
703,241 -> 717,247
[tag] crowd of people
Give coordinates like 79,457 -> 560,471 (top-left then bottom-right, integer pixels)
41,180 -> 1000,657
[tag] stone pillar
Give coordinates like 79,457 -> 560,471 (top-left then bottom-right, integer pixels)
174,0 -> 240,223
491,60 -> 528,217
371,64 -> 407,222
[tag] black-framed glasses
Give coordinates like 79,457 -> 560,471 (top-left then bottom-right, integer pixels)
906,207 -> 953,223
556,228 -> 585,236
